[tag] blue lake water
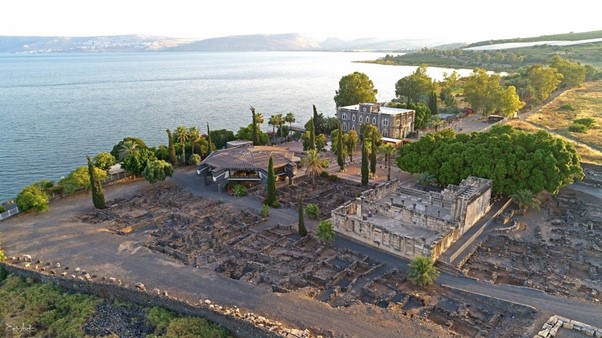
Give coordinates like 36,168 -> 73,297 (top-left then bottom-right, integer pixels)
0,51 -> 471,201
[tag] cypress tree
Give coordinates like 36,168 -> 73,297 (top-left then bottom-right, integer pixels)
312,104 -> 319,134
361,139 -> 369,186
298,197 -> 307,237
337,123 -> 345,171
207,122 -> 214,154
370,133 -> 377,176
308,118 -> 316,150
166,129 -> 177,165
87,155 -> 106,209
429,91 -> 439,116
250,106 -> 259,145
265,156 -> 277,207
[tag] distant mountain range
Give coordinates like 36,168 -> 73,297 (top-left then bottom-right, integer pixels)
0,33 -> 459,53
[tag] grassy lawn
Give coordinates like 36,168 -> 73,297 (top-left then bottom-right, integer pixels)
505,81 -> 602,165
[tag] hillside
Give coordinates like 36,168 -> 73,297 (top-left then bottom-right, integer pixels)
167,33 -> 319,51
466,30 -> 602,48
0,35 -> 192,53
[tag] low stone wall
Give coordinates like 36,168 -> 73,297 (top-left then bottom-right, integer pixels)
0,260 -> 309,338
534,315 -> 602,338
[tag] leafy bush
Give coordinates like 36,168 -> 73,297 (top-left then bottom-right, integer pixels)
320,171 -> 330,178
328,174 -> 338,181
0,205 -> 5,213
559,103 -> 575,111
16,185 -> 49,212
93,152 -> 116,171
260,204 -> 270,217
232,184 -> 247,197
568,123 -> 588,133
146,306 -> 175,335
305,203 -> 320,219
408,256 -> 439,287
573,117 -> 596,128
34,179 -> 55,190
316,220 -> 335,242
188,153 -> 201,165
165,317 -> 229,338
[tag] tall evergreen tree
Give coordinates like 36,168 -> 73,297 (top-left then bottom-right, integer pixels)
207,122 -> 214,154
370,133 -> 377,177
87,155 -> 106,209
298,197 -> 307,237
428,91 -> 439,116
250,106 -> 259,145
166,129 -> 177,165
308,118 -> 316,150
361,139 -> 369,186
265,156 -> 277,207
336,122 -> 345,171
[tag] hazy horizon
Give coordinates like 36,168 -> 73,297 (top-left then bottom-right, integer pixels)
2,0 -> 601,44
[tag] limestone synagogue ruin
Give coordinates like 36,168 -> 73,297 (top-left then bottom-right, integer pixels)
331,177 -> 493,261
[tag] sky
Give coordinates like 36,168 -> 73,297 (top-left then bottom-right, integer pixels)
1,0 -> 601,43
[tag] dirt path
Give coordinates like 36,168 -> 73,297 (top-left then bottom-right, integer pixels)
0,169 -> 451,338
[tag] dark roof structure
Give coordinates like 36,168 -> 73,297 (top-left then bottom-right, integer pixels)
199,146 -> 299,174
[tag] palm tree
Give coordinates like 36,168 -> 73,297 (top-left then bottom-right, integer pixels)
301,149 -> 328,185
285,112 -> 296,130
408,256 -> 439,287
255,112 -> 265,127
268,115 -> 278,143
316,220 -> 335,242
276,113 -> 285,139
417,172 -> 436,190
379,143 -> 397,181
188,127 -> 201,156
118,140 -> 138,161
174,125 -> 188,165
511,189 -> 540,214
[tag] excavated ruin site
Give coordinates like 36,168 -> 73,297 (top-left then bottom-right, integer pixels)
464,189 -> 602,303
79,182 -> 538,337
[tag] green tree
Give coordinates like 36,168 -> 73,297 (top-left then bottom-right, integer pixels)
118,140 -> 140,161
345,130 -> 359,162
298,198 -> 307,237
304,203 -> 320,219
463,68 -> 524,116
236,124 -> 269,145
408,256 -> 439,287
301,149 -> 329,185
361,139 -> 369,186
550,55 -> 586,88
188,153 -> 201,165
511,189 -> 541,214
250,106 -> 259,145
417,172 -> 436,190
439,70 -> 460,107
265,156 -> 277,207
16,185 -> 49,212
336,123 -> 345,171
87,155 -> 105,209
370,133 -> 377,177
110,137 -> 146,160
360,123 -> 382,144
122,148 -> 157,176
395,64 -> 435,105
315,133 -> 327,152
428,91 -> 439,116
276,113 -> 286,138
174,125 -> 188,165
208,128 -> 235,150
166,129 -> 177,165
142,159 -> 174,184
307,117 -> 316,150
154,145 -> 170,162
316,220 -> 335,242
409,102 -> 432,130
396,125 -> 584,195
93,152 -> 116,171
379,143 -> 396,181
188,127 -> 201,156
60,166 -> 107,193
334,72 -> 378,107
268,114 -> 279,143
526,65 -> 562,104
285,112 -> 296,130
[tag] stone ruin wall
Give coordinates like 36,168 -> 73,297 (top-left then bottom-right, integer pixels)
331,203 -> 434,260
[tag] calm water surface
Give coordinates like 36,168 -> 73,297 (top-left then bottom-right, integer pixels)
0,52 -> 471,201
